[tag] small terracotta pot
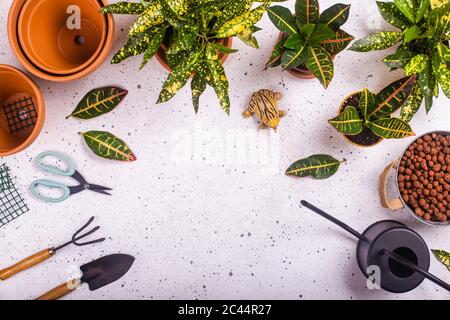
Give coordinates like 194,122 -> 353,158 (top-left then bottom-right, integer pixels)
336,91 -> 383,148
8,0 -> 115,82
18,0 -> 106,75
277,32 -> 335,80
155,37 -> 233,73
0,65 -> 45,156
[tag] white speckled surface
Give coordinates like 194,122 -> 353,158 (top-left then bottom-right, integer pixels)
0,0 -> 449,300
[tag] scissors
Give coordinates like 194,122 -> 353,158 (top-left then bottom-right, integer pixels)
30,151 -> 112,203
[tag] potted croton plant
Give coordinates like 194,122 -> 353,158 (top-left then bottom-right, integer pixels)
101,0 -> 274,114
266,0 -> 354,88
329,76 -> 416,147
349,0 -> 450,122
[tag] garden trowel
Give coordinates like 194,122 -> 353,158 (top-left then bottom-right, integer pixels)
36,254 -> 134,300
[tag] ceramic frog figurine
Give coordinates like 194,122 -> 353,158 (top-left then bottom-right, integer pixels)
243,89 -> 286,129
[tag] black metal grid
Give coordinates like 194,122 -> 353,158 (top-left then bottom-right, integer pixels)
3,95 -> 37,134
0,164 -> 29,228
0,164 -> 12,192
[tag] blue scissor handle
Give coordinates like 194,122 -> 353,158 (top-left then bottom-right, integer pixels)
30,179 -> 71,203
36,151 -> 76,176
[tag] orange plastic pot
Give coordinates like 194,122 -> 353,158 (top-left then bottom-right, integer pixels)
18,0 -> 106,75
0,65 -> 45,156
155,37 -> 233,73
8,0 -> 115,82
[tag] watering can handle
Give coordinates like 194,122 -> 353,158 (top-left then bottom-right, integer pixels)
379,159 -> 404,211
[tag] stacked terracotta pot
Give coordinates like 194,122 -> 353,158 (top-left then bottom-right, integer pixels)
1,0 -> 115,156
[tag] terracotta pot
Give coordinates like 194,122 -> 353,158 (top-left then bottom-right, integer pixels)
8,0 -> 115,82
155,37 -> 233,73
18,0 -> 106,75
277,32 -> 335,80
0,65 -> 45,156
336,91 -> 383,148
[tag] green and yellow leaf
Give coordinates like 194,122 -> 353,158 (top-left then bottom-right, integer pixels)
328,106 -> 363,135
140,27 -> 167,69
416,0 -> 430,22
295,0 -> 320,25
371,75 -> 416,117
320,30 -> 354,56
215,4 -> 268,38
112,26 -> 164,65
369,118 -> 415,139
267,6 -> 298,35
306,46 -> 334,89
213,0 -> 253,32
437,62 -> 450,98
191,73 -> 207,114
359,88 -> 376,119
129,2 -> 165,37
66,87 -> 128,120
431,0 -> 449,9
383,48 -> 414,69
318,4 -> 351,31
349,31 -> 402,52
400,82 -> 423,122
394,0 -> 417,23
205,44 -> 231,114
431,249 -> 450,271
286,154 -> 344,180
437,42 -> 450,62
418,64 -> 435,112
157,48 -> 202,103
308,24 -> 336,46
80,131 -> 137,162
404,54 -> 429,75
236,27 -> 259,49
266,37 -> 287,68
376,1 -> 411,29
100,2 -> 146,14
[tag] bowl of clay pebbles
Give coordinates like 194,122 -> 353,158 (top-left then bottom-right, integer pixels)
379,131 -> 450,227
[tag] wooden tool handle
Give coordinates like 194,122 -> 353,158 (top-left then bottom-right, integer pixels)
36,279 -> 80,300
379,159 -> 404,211
0,249 -> 54,280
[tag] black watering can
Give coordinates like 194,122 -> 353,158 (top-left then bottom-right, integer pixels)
301,201 -> 450,293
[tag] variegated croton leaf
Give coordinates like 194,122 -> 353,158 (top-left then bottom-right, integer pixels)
371,75 -> 416,118
66,87 -> 128,120
328,106 -> 363,135
204,44 -> 231,114
295,0 -> 320,25
376,1 -> 411,29
80,131 -> 137,162
128,2 -> 165,37
157,48 -> 202,103
100,2 -> 146,14
306,46 -> 334,88
349,31 -> 403,52
318,4 -> 351,31
368,117 -> 415,139
432,249 -> 450,271
400,81 -> 423,122
191,73 -> 207,113
286,154 -> 345,180
215,3 -> 269,38
320,29 -> 354,56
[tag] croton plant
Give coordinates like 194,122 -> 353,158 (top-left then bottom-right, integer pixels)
266,0 -> 354,88
349,0 -> 450,121
101,0 -> 283,114
329,76 -> 416,139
